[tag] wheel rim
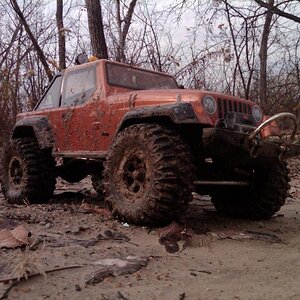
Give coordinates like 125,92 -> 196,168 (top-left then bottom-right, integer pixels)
8,156 -> 24,188
118,151 -> 149,199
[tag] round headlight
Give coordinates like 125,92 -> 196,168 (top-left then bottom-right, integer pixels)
202,96 -> 217,114
252,105 -> 263,122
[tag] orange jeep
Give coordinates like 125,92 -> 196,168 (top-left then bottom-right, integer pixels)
1,59 -> 299,224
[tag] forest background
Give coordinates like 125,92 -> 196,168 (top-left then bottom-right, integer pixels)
0,0 -> 299,140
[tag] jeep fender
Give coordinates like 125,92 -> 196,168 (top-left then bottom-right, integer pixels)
12,116 -> 55,149
117,102 -> 199,133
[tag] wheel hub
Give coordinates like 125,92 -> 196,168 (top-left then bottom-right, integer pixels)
121,155 -> 147,197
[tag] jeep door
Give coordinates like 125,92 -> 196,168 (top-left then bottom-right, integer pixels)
35,62 -> 105,154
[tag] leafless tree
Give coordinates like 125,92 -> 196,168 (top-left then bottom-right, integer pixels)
168,0 -> 299,114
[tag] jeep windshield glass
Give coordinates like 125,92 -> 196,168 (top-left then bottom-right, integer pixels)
106,62 -> 178,90
35,75 -> 62,110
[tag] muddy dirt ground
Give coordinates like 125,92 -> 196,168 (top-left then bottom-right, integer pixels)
1,160 -> 300,300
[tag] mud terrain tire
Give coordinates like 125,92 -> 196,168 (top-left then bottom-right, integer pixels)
0,138 -> 56,204
211,162 -> 289,219
103,124 -> 195,225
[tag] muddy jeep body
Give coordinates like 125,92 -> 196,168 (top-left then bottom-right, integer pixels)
2,59 -> 300,224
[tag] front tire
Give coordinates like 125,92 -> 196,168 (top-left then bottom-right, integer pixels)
211,161 -> 290,219
103,124 -> 196,225
0,138 -> 56,204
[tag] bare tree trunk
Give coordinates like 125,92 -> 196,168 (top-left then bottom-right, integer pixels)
85,0 -> 108,59
259,0 -> 274,106
115,0 -> 138,62
10,0 -> 53,81
56,0 -> 66,69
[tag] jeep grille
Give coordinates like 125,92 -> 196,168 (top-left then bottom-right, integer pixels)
217,98 -> 251,119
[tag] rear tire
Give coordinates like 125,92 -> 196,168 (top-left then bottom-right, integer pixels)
103,124 -> 196,225
211,161 -> 289,218
0,138 -> 56,204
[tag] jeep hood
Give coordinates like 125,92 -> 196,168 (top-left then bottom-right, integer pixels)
126,89 -> 246,107
127,89 -> 203,106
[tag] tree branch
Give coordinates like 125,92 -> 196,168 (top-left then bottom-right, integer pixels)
10,0 -> 53,81
254,0 -> 300,23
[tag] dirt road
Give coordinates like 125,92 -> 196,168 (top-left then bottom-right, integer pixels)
1,160 -> 300,300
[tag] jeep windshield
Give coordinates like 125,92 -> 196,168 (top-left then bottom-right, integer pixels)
106,62 -> 178,90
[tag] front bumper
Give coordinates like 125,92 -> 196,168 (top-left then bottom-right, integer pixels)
202,128 -> 300,163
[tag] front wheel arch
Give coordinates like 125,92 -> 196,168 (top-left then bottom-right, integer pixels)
117,116 -> 175,135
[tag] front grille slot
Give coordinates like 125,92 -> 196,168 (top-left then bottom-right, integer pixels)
238,102 -> 242,113
222,99 -> 227,115
228,100 -> 233,112
247,105 -> 251,114
233,101 -> 238,112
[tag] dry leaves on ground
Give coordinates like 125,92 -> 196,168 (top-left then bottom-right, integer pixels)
0,220 -> 30,249
157,222 -> 193,253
